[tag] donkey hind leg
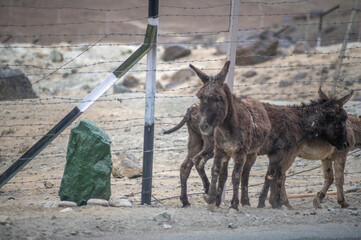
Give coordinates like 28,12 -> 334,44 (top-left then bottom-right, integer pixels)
313,158 -> 334,208
241,153 -> 257,206
269,161 -> 283,209
193,142 -> 213,194
333,153 -> 349,208
180,129 -> 202,207
258,164 -> 272,208
216,157 -> 229,207
230,153 -> 247,211
279,155 -> 297,210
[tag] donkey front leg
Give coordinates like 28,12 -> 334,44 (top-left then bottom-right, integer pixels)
203,149 -> 226,210
230,153 -> 247,211
216,157 -> 229,207
334,153 -> 349,208
313,158 -> 334,208
193,146 -> 213,194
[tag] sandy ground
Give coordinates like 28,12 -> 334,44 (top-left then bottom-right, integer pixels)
1,1 -> 361,239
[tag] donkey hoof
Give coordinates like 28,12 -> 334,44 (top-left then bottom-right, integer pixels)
313,197 -> 322,209
340,202 -> 350,209
203,193 -> 210,202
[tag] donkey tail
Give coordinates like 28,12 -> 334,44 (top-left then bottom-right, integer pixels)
163,106 -> 195,134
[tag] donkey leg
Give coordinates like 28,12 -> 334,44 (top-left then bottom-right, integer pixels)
216,157 -> 229,207
313,158 -> 334,208
180,158 -> 194,207
230,153 -> 247,211
193,144 -> 213,194
258,164 -> 272,208
241,153 -> 257,206
180,128 -> 202,207
334,153 -> 349,208
204,149 -> 225,210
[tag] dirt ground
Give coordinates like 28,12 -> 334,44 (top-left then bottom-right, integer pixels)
1,1 -> 361,239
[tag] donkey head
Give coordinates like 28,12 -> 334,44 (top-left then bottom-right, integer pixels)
316,88 -> 353,150
190,61 -> 231,136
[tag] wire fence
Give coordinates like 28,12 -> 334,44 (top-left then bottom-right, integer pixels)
0,0 -> 361,206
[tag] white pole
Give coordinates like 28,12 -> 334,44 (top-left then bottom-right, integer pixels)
225,0 -> 240,92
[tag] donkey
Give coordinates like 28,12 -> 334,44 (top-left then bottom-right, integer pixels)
192,61 -> 272,211
235,88 -> 354,209
163,103 -> 214,207
256,114 -> 360,209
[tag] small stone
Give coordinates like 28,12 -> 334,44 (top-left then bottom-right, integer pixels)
310,209 -> 317,215
59,207 -> 74,213
295,211 -> 300,215
163,224 -> 172,229
51,216 -> 57,220
228,223 -> 238,229
87,198 -> 109,207
50,50 -> 64,63
243,70 -> 257,78
153,211 -> 171,222
44,181 -> 54,189
110,198 -> 132,208
41,201 -> 58,209
0,215 -> 11,225
58,201 -> 77,207
350,210 -> 359,216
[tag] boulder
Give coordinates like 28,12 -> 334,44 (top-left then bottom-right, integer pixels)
235,30 -> 278,65
165,68 -> 195,89
293,41 -> 312,54
50,50 -> 63,63
0,68 -> 38,101
122,74 -> 140,88
59,120 -> 112,206
162,45 -> 191,61
112,152 -> 142,178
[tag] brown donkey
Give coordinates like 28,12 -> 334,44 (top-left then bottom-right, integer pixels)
163,103 -> 214,207
237,89 -> 354,209
192,61 -> 272,211
256,114 -> 360,209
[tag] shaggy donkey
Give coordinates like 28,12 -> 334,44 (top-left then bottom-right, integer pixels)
256,114 -> 360,209
237,88 -> 354,209
192,61 -> 272,211
163,103 -> 214,207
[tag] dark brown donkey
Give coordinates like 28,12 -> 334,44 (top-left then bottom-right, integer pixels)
192,61 -> 272,211
237,89 -> 354,209
163,103 -> 214,207
256,114 -> 360,209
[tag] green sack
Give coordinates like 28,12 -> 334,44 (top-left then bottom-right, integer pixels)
59,120 -> 112,206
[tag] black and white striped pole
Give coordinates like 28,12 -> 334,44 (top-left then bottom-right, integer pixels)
0,3 -> 158,189
141,0 -> 159,205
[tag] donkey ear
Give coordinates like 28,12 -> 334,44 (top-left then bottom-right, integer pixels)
337,90 -> 354,106
318,87 -> 329,101
189,64 -> 209,84
214,61 -> 230,83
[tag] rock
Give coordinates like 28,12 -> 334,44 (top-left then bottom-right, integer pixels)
0,215 -> 11,225
44,181 -> 54,189
110,198 -> 132,207
279,80 -> 293,87
58,201 -> 77,208
153,211 -> 171,222
254,74 -> 271,84
0,68 -> 38,101
59,120 -> 112,206
293,41 -> 312,54
41,201 -> 59,209
293,72 -> 308,81
113,84 -> 132,94
228,223 -> 238,229
215,30 -> 278,65
165,68 -> 195,89
87,198 -> 109,206
112,152 -> 142,178
350,210 -> 359,216
122,74 -> 140,88
162,45 -> 191,61
50,50 -> 63,62
59,207 -> 74,213
243,70 -> 257,78
163,224 -> 172,229
310,209 -> 317,215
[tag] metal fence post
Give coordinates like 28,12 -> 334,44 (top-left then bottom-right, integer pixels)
141,0 -> 159,205
225,0 -> 240,92
332,0 -> 358,94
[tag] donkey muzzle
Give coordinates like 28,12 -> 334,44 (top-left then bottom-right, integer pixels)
199,116 -> 213,136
